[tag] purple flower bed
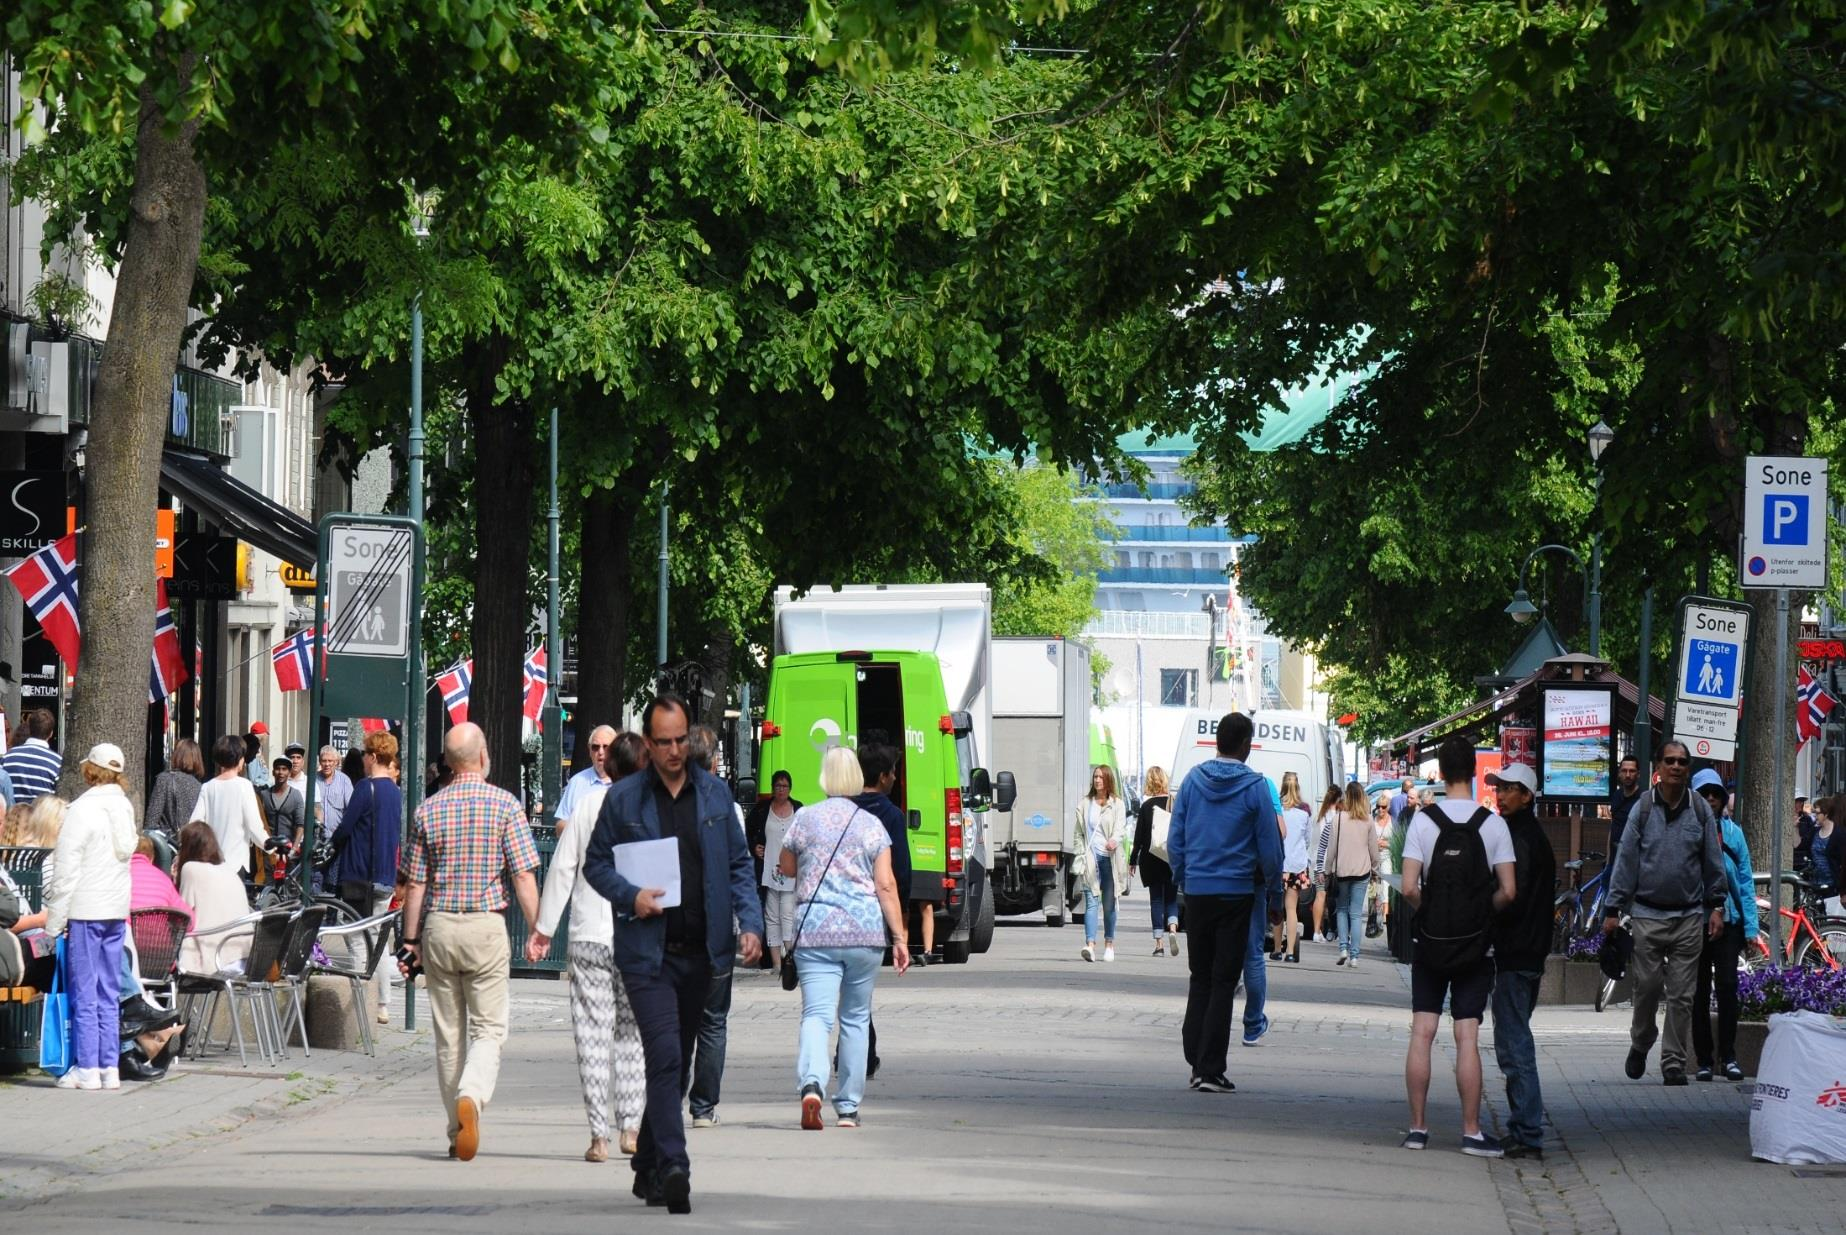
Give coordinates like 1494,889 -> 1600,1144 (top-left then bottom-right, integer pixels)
1737,964 -> 1846,1020
1565,933 -> 1602,961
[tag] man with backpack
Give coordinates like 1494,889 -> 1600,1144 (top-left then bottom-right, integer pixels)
1601,740 -> 1727,1086
1399,736 -> 1517,1157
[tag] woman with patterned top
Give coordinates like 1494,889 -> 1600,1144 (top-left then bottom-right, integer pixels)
778,746 -> 912,1130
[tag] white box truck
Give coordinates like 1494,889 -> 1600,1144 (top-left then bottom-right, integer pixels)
988,637 -> 1090,924
1171,708 -> 1345,807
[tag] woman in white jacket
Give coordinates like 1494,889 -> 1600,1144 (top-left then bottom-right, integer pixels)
1074,765 -> 1127,963
526,732 -> 648,1162
43,743 -> 138,1091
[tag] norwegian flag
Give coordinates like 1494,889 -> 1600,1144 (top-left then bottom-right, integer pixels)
3,534 -> 81,668
1797,666 -> 1839,746
436,658 -> 473,725
359,718 -> 388,734
522,646 -> 548,722
148,578 -> 188,703
272,627 -> 317,693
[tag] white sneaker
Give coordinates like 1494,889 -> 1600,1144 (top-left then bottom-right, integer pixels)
1347,957 -> 1360,971
1166,929 -> 1181,957
1103,944 -> 1116,963
63,1067 -> 101,1091
55,1070 -> 82,1090
100,1067 -> 121,1090
1081,943 -> 1095,962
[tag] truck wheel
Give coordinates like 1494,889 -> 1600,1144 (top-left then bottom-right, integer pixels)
1045,912 -> 1065,927
971,879 -> 996,954
942,938 -> 972,964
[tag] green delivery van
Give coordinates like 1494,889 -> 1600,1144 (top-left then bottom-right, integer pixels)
760,649 -> 1005,963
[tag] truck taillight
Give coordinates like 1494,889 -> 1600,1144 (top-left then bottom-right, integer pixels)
761,720 -> 781,738
946,799 -> 964,875
939,714 -> 955,734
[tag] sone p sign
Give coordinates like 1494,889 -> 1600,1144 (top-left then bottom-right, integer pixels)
1743,455 -> 1829,589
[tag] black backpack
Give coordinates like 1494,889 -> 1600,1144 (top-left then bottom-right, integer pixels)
1414,804 -> 1497,974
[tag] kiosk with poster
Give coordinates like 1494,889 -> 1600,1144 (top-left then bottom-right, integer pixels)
1538,683 -> 1617,802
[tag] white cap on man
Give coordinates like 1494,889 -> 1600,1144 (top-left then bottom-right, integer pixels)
1486,763 -> 1537,795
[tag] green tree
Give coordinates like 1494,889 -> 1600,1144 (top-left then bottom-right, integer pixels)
989,461 -> 1115,641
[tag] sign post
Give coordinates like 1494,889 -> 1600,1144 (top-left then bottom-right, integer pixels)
1742,454 -> 1831,961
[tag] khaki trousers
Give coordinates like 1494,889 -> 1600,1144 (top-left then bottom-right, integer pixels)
424,911 -> 511,1139
1628,913 -> 1705,1074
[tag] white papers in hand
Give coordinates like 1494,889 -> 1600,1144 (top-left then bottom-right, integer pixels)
614,838 -> 682,908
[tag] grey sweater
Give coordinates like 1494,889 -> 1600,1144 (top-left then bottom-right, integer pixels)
1604,787 -> 1726,920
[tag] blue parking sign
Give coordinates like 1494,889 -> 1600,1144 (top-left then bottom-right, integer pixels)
1762,494 -> 1810,545
1683,638 -> 1739,701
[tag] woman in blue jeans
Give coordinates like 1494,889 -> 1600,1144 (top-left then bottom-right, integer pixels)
1130,767 -> 1180,957
779,746 -> 911,1129
1316,783 -> 1378,967
1075,765 -> 1126,962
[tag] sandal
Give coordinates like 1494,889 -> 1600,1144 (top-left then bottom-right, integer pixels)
585,1137 -> 609,1163
619,1129 -> 639,1155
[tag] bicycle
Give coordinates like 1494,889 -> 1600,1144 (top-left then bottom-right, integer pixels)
254,838 -> 365,928
1552,848 -> 1609,953
1745,874 -> 1846,971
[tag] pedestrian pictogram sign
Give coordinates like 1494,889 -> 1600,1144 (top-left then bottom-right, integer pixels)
1671,598 -> 1751,762
1743,456 -> 1829,589
326,525 -> 411,658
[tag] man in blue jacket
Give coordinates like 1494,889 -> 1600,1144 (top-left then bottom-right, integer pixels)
1168,712 -> 1284,1094
584,695 -> 763,1216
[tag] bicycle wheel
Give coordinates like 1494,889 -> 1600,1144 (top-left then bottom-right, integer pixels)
1795,922 -> 1846,971
312,895 -> 365,928
1552,896 -> 1578,954
1740,934 -> 1772,974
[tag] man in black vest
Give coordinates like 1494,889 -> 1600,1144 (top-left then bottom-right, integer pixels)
1487,763 -> 1554,1159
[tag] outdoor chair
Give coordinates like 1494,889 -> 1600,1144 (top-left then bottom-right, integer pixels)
305,909 -> 398,1056
267,904 -> 330,1058
129,907 -> 192,1012
177,909 -> 288,1068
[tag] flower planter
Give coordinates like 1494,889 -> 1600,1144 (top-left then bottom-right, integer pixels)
1539,954 -> 1568,1005
1731,1019 -> 1769,1078
1563,959 -> 1629,1006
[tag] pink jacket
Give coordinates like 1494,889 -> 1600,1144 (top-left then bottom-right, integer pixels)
129,853 -> 194,929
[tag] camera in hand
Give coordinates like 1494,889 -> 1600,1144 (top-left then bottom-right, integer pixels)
395,943 -> 424,980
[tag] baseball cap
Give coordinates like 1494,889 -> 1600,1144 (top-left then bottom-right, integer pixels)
249,721 -> 269,736
1796,790 -> 1809,802
82,742 -> 126,774
1486,764 -> 1536,794
284,742 -> 306,757
1691,768 -> 1727,795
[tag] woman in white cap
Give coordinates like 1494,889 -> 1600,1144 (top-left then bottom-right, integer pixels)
42,743 -> 139,1090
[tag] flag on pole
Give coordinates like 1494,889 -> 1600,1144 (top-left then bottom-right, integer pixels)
3,533 -> 81,668
436,659 -> 473,725
272,627 -> 317,692
1797,666 -> 1838,745
522,646 -> 548,722
149,578 -> 188,703
359,718 -> 389,734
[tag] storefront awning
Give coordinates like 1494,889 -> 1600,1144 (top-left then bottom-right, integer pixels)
160,448 -> 316,569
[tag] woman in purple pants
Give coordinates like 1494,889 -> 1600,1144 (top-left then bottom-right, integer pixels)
44,743 -> 138,1090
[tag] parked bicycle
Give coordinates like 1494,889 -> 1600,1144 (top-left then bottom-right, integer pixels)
1553,848 -> 1609,953
254,837 -> 364,927
1745,873 -> 1846,971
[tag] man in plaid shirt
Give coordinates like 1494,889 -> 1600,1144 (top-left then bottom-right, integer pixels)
399,721 -> 540,1162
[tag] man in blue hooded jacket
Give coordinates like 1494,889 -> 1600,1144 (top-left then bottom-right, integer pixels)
1168,711 -> 1284,1093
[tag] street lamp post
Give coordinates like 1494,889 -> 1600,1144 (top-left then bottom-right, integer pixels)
1587,419 -> 1612,658
1504,544 -> 1589,636
404,198 -> 431,826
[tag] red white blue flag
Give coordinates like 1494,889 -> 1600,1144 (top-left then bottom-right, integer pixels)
1797,666 -> 1838,746
272,627 -> 317,693
149,578 -> 189,704
436,659 -> 473,725
4,533 -> 81,668
522,646 -> 547,722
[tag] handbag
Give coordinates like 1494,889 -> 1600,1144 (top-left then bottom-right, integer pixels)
780,807 -> 861,992
1147,804 -> 1173,864
39,936 -> 73,1077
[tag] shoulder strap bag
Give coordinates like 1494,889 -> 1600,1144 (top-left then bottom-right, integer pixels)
781,807 -> 861,992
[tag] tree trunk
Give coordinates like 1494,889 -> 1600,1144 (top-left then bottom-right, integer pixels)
573,483 -> 637,768
698,618 -> 734,733
62,82 -> 208,803
1737,587 -> 1805,882
468,337 -> 537,794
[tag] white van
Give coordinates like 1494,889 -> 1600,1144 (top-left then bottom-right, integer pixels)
1170,709 -> 1343,808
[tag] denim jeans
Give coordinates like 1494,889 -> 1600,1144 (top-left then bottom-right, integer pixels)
796,946 -> 881,1114
1491,969 -> 1544,1149
686,965 -> 733,1118
1084,854 -> 1118,944
1333,879 -> 1369,959
1243,886 -> 1268,1034
1147,880 -> 1181,936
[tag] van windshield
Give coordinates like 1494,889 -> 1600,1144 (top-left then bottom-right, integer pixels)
953,729 -> 977,792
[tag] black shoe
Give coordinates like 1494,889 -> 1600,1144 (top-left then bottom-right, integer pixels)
866,1055 -> 881,1080
1502,1143 -> 1545,1160
1624,1048 -> 1648,1080
635,1171 -> 662,1205
1663,1068 -> 1689,1086
659,1165 -> 690,1214
1195,1074 -> 1235,1093
1270,950 -> 1285,961
1723,1060 -> 1745,1081
1695,1065 -> 1714,1082
1286,950 -> 1300,963
1188,1075 -> 1201,1090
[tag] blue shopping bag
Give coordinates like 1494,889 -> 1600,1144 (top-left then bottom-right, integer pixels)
38,937 -> 71,1077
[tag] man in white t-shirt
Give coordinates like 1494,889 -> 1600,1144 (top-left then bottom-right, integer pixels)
191,733 -> 269,877
1398,736 -> 1517,1158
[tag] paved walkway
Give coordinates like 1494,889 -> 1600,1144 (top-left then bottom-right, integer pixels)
2,892 -> 1840,1231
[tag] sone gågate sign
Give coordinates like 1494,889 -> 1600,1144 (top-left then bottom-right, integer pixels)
1673,601 -> 1751,762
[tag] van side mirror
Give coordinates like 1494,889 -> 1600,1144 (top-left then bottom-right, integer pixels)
907,809 -> 922,832
968,767 -> 993,810
995,770 -> 1017,813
